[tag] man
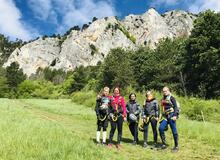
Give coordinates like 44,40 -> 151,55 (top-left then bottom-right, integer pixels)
159,86 -> 179,152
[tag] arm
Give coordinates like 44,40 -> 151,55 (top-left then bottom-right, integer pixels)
95,99 -> 100,116
154,100 -> 159,118
126,103 -> 130,114
121,97 -> 127,118
170,96 -> 178,117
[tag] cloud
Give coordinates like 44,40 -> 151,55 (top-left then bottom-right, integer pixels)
149,0 -> 220,13
150,0 -> 179,7
189,0 -> 220,13
28,0 -> 53,21
27,0 -> 117,34
0,0 -> 39,40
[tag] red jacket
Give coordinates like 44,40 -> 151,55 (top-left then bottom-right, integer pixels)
110,95 -> 126,118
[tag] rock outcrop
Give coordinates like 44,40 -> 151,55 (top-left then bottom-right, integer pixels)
4,8 -> 196,76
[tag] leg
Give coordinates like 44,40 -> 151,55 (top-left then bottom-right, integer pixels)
143,122 -> 149,147
109,120 -> 116,144
134,122 -> 138,142
169,119 -> 178,148
102,119 -> 108,144
143,123 -> 149,143
150,118 -> 158,144
117,116 -> 123,144
129,122 -> 135,138
159,119 -> 168,147
96,120 -> 102,143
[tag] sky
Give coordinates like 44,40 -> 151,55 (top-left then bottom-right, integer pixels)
0,0 -> 220,41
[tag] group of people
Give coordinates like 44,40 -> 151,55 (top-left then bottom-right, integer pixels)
95,86 -> 179,152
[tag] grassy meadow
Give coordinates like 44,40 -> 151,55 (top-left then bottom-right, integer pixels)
0,98 -> 219,160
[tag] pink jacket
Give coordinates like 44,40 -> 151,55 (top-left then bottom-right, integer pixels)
110,95 -> 126,118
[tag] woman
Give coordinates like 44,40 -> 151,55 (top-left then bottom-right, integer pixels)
126,93 -> 141,145
142,91 -> 159,148
95,87 -> 111,145
108,87 -> 126,149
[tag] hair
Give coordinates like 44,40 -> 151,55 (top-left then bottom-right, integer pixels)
162,86 -> 170,92
103,86 -> 110,92
129,93 -> 136,99
113,86 -> 120,93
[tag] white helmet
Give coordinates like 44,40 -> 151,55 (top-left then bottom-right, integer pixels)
129,113 -> 137,122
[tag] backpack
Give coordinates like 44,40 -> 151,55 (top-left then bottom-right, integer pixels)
167,95 -> 181,116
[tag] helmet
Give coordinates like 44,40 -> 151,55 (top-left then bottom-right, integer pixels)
129,113 -> 137,122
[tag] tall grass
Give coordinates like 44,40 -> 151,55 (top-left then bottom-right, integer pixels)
0,99 -> 219,159
71,90 -> 220,123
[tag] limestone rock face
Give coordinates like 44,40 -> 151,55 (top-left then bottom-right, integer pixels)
4,8 -> 196,76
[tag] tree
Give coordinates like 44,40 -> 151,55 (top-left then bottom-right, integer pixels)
0,67 -> 8,97
98,48 -> 135,90
184,10 -> 220,98
6,62 -> 26,93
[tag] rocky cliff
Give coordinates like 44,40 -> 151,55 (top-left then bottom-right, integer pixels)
3,8 -> 196,76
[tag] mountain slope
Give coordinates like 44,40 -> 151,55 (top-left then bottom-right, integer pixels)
3,8 -> 196,76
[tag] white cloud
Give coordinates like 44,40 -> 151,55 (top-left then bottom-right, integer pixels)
150,0 -> 179,7
28,0 -> 53,21
27,0 -> 117,34
189,0 -> 220,13
0,0 -> 39,40
150,0 -> 220,13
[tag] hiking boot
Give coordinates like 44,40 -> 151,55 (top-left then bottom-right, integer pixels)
161,144 -> 167,149
116,144 -> 122,149
108,143 -> 113,148
153,142 -> 158,148
171,146 -> 179,152
102,142 -> 107,146
96,141 -> 101,146
143,142 -> 147,148
132,141 -> 137,145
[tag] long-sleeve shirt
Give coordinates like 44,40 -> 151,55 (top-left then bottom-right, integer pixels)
109,95 -> 126,118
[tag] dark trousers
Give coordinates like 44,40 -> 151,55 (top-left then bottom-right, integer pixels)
159,116 -> 178,147
143,118 -> 158,143
109,116 -> 123,144
129,122 -> 138,142
97,119 -> 108,131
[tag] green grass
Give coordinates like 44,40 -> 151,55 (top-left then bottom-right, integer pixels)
0,98 -> 219,159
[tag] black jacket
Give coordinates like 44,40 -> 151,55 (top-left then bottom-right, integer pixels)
142,98 -> 159,118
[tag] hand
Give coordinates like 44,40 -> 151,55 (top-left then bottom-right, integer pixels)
172,116 -> 177,121
123,117 -> 127,122
155,117 -> 159,121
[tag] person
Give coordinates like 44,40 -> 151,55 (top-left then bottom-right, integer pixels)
126,93 -> 141,145
95,87 -> 111,145
108,87 -> 127,149
141,91 -> 159,148
159,86 -> 179,152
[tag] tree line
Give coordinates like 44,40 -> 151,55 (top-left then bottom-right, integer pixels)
0,10 -> 219,99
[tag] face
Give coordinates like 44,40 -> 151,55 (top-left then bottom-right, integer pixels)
114,88 -> 120,95
163,87 -> 170,96
103,89 -> 109,96
146,91 -> 152,99
130,94 -> 136,100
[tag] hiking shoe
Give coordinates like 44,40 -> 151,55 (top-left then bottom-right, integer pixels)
116,144 -> 122,149
102,142 -> 107,146
171,146 -> 179,152
161,144 -> 167,149
132,141 -> 137,145
96,141 -> 101,146
143,142 -> 147,148
107,143 -> 113,148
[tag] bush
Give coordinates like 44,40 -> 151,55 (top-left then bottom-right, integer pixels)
71,91 -> 97,108
71,89 -> 220,123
